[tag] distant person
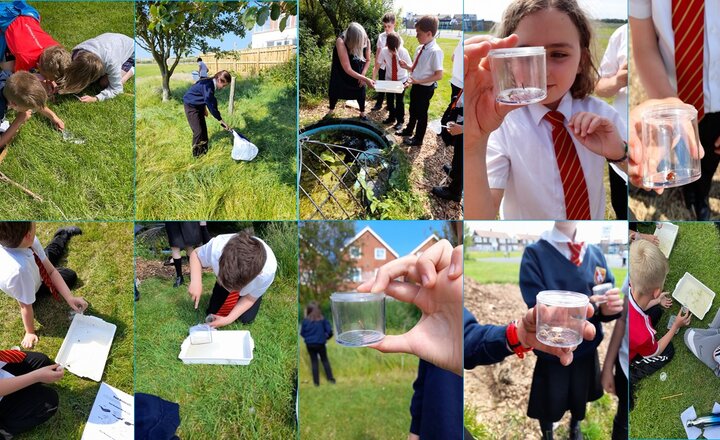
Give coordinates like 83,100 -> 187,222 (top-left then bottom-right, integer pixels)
182,70 -> 232,157
327,22 -> 374,119
300,302 -> 335,386
197,57 -> 209,79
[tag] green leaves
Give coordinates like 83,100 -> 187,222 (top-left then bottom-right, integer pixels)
270,2 -> 281,21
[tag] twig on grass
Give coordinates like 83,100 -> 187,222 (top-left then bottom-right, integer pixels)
660,393 -> 684,400
0,171 -> 44,201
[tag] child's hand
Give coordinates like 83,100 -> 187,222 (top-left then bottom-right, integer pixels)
220,121 -> 230,131
52,117 -> 65,131
447,121 -> 463,136
658,292 -> 673,308
207,314 -> 231,329
21,332 -> 38,349
398,59 -> 411,70
188,281 -> 202,309
615,62 -> 628,89
17,110 -> 33,123
78,95 -> 98,103
637,232 -> 660,246
596,288 -> 623,316
601,362 -> 616,395
32,364 -> 64,384
68,297 -> 88,313
568,112 -> 625,160
673,307 -> 692,329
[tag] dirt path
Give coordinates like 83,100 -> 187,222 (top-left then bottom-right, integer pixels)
135,256 -> 213,281
300,101 -> 462,220
464,279 -> 617,438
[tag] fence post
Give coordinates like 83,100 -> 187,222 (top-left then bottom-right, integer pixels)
228,76 -> 236,115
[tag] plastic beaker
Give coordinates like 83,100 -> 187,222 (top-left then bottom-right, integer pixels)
488,47 -> 547,105
330,292 -> 385,347
641,104 -> 702,188
536,290 -> 589,348
592,283 -> 613,305
189,324 -> 213,345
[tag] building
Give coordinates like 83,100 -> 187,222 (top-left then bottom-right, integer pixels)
409,234 -> 440,257
250,14 -> 298,48
471,229 -> 517,252
340,226 -> 400,289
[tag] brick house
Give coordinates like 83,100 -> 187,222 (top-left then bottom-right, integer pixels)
409,234 -> 440,257
340,226 -> 400,290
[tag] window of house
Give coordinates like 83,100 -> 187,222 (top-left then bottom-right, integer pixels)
350,246 -> 361,259
351,268 -> 362,282
374,248 -> 386,260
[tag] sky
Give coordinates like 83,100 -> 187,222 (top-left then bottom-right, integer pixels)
394,0 -> 463,16
354,221 -> 454,256
465,221 -> 628,244
463,0 -> 627,20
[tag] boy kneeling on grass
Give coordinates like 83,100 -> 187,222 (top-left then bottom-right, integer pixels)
188,231 -> 276,328
629,240 -> 691,410
0,71 -> 64,149
0,222 -> 87,349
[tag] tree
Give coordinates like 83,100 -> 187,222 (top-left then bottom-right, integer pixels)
136,1 -> 297,101
299,221 -> 355,303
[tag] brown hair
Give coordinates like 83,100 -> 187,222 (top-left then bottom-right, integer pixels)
218,232 -> 267,291
496,0 -> 598,99
58,50 -> 104,95
214,70 -> 232,84
415,16 -> 439,36
4,72 -> 47,111
630,240 -> 669,297
0,222 -> 32,248
37,45 -> 71,81
382,12 -> 396,24
386,32 -> 401,51
305,302 -> 324,321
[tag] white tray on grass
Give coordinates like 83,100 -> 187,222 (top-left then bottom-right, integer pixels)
179,330 -> 254,365
374,80 -> 405,94
653,222 -> 678,258
55,314 -> 116,382
671,272 -> 716,320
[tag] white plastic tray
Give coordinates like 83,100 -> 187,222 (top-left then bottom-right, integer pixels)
374,80 -> 404,94
653,222 -> 678,258
179,330 -> 254,365
55,314 -> 116,382
671,272 -> 716,320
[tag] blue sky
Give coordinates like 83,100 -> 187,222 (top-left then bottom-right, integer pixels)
354,221 -> 453,256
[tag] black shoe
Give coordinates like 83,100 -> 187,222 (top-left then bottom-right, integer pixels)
394,123 -> 404,131
173,276 -> 184,288
329,379 -> 336,384
404,136 -> 422,146
431,186 -> 461,202
569,425 -> 583,440
55,226 -> 82,238
443,164 -> 452,176
695,198 -> 711,220
382,117 -> 394,124
371,103 -> 383,111
396,127 -> 412,136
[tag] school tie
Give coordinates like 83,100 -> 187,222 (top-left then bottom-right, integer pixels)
216,291 -> 240,317
32,250 -> 62,302
0,349 -> 27,363
411,44 -> 426,72
672,0 -> 705,120
544,111 -> 592,220
568,242 -> 584,266
391,53 -> 398,81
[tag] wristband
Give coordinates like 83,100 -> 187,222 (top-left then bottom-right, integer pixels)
506,321 -> 533,359
608,141 -> 628,163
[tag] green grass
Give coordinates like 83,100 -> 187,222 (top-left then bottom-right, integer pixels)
466,251 -> 523,259
630,222 -> 720,439
135,61 -> 297,220
0,222 -> 134,439
0,2 -> 134,220
465,258 -> 627,286
135,222 -> 298,439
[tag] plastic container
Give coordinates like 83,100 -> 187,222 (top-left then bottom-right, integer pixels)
55,314 -> 117,382
535,290 -> 589,348
653,222 -> 678,258
488,47 -> 547,105
374,80 -> 405,94
671,272 -> 716,320
189,323 -> 214,345
330,292 -> 385,347
641,104 -> 702,188
179,330 -> 254,365
592,282 -> 613,304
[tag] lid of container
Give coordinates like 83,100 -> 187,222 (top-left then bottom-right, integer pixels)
488,46 -> 545,57
537,290 -> 589,307
641,103 -> 697,122
331,292 -> 385,302
592,282 -> 613,291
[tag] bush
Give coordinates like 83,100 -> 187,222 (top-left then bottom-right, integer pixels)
263,54 -> 297,88
299,26 -> 332,104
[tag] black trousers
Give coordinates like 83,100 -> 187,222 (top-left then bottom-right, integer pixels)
306,343 -> 334,385
608,164 -> 628,220
629,304 -> 673,410
406,83 -> 435,141
682,112 -> 720,216
387,89 -> 405,125
37,229 -> 78,297
0,352 -> 59,437
374,68 -> 386,106
207,281 -> 263,324
184,103 -> 208,157
449,132 -> 463,194
612,359 -> 628,440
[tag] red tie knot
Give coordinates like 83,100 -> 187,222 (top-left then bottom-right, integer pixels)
544,110 -> 565,128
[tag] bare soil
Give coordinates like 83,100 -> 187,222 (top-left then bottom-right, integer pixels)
135,256 -> 213,281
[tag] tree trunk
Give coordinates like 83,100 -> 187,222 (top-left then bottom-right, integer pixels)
161,72 -> 171,102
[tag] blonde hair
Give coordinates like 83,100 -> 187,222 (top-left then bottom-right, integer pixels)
37,45 -> 71,81
343,22 -> 368,62
4,71 -> 47,111
629,240 -> 669,297
58,50 -> 105,95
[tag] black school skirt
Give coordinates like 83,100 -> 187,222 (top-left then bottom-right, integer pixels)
165,222 -> 202,248
527,350 -> 603,422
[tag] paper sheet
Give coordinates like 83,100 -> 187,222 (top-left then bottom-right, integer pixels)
81,382 -> 134,440
682,406 -> 703,439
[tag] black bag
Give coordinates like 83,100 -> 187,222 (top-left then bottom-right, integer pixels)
440,90 -> 463,147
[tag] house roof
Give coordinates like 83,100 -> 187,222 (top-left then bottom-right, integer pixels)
516,233 -> 541,242
473,230 -> 512,239
409,234 -> 440,255
343,226 -> 400,258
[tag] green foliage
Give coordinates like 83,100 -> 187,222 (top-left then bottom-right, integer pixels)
298,221 -> 356,302
262,55 -> 298,88
298,25 -> 332,103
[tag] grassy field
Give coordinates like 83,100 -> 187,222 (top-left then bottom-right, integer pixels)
0,222 -> 134,439
630,222 -> 720,439
0,2 -> 134,220
135,60 -> 297,220
135,222 -> 298,439
465,258 -> 627,287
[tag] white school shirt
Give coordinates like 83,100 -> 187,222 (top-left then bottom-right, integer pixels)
630,0 -> 720,113
377,46 -> 411,82
598,24 -> 628,126
375,32 -> 402,70
487,91 -> 627,220
196,234 -> 277,299
0,237 -> 46,305
619,276 -> 630,378
451,39 -> 463,89
74,33 -> 134,102
539,227 -> 587,264
410,39 -> 444,86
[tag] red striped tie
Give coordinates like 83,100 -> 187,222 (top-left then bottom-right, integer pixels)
672,0 -> 705,120
544,111 -> 592,220
0,349 -> 27,363
391,52 -> 398,81
568,242 -> 584,266
411,45 -> 425,72
216,291 -> 240,317
32,250 -> 62,302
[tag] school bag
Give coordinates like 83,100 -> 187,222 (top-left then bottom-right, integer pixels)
0,1 -> 40,59
231,129 -> 258,161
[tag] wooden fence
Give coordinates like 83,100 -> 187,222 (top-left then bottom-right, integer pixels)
200,45 -> 295,77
